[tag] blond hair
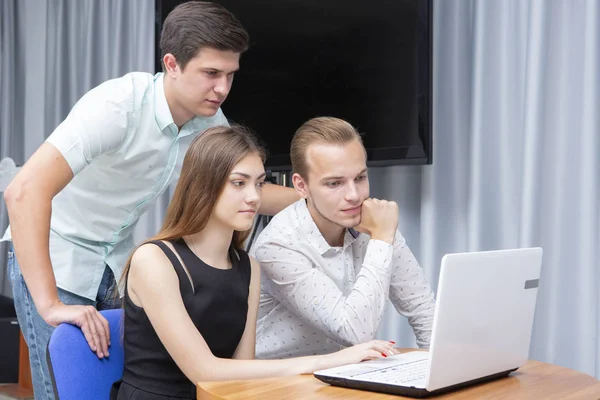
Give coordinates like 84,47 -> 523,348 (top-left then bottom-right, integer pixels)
290,117 -> 364,178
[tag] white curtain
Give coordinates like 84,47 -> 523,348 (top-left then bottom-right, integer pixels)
374,0 -> 600,379
0,0 -> 156,296
0,0 -> 25,296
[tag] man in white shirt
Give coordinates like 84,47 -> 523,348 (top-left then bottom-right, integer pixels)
3,3 -> 296,399
252,117 -> 435,359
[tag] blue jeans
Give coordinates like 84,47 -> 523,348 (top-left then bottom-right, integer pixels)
7,245 -> 120,400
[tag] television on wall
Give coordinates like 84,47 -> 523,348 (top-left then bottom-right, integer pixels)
155,0 -> 433,170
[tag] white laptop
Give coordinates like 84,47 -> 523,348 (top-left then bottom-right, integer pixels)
314,247 -> 543,398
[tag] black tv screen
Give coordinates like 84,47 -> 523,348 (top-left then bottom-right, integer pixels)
156,0 -> 432,169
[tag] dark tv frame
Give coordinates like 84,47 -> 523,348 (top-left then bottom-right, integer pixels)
155,0 -> 433,170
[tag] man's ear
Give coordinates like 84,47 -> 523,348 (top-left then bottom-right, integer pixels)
292,173 -> 309,199
163,53 -> 179,77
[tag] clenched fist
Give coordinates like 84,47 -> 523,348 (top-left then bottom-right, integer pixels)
355,198 -> 398,244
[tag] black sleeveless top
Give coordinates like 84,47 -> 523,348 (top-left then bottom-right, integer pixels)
116,239 -> 251,399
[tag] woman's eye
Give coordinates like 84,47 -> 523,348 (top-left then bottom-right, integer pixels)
232,181 -> 244,187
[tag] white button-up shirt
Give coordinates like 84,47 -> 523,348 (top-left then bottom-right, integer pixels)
2,72 -> 228,300
251,200 -> 435,359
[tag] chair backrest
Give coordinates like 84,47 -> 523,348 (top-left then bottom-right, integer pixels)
47,309 -> 124,400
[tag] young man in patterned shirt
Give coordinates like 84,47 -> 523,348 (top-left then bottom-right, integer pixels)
252,116 -> 436,359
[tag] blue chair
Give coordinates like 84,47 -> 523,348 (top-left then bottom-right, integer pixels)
47,308 -> 124,400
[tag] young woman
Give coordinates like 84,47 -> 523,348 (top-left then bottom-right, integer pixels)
111,125 -> 395,399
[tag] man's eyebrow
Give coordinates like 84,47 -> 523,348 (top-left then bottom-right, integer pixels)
202,67 -> 239,73
320,175 -> 344,182
319,168 -> 368,182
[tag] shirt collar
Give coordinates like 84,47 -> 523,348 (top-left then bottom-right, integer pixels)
153,73 -> 176,132
154,73 -> 217,139
180,114 -> 210,138
296,199 -> 359,256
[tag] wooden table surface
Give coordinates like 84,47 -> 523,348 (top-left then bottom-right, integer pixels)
197,350 -> 600,400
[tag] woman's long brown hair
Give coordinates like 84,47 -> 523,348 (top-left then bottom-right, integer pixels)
117,124 -> 266,294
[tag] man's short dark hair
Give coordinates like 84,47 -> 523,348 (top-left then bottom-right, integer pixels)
160,1 -> 249,71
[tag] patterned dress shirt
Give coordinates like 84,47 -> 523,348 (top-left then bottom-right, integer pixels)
252,200 -> 436,359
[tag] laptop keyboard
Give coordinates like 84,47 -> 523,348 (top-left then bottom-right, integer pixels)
355,358 -> 428,385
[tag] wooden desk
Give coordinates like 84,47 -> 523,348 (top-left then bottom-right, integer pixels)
197,350 -> 600,400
